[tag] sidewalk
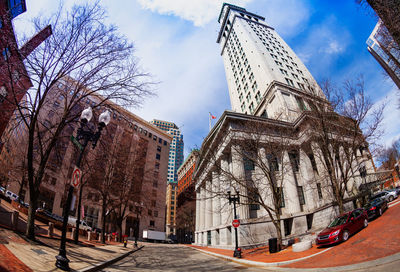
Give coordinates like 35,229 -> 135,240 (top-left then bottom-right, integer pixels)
0,199 -> 141,272
0,227 -> 142,272
188,198 -> 400,269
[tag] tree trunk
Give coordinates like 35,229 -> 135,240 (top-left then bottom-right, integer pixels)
101,198 -> 107,244
26,192 -> 38,240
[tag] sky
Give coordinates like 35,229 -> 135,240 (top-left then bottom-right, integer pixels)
13,0 -> 400,158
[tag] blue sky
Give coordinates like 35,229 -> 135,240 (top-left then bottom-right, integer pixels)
14,0 -> 400,158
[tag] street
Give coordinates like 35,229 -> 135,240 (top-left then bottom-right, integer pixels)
101,244 -> 266,272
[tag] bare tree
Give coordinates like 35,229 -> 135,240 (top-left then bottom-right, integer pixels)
7,2 -> 153,240
357,0 -> 400,47
308,77 -> 385,213
199,118 -> 294,249
377,138 -> 400,169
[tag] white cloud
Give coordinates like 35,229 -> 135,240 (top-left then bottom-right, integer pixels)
325,40 -> 343,54
137,0 -> 254,26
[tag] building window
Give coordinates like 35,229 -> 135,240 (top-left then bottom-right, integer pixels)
307,153 -> 318,173
157,145 -> 161,152
2,47 -> 11,61
317,183 -> 323,199
150,220 -> 155,227
285,78 -> 294,87
156,153 -> 160,160
243,157 -> 255,171
148,210 -> 153,216
0,86 -> 7,103
297,186 -> 305,205
249,102 -> 254,112
154,211 -> 158,217
153,180 -> 158,188
255,91 -> 261,102
267,154 -> 279,171
295,96 -> 307,111
288,151 -> 300,172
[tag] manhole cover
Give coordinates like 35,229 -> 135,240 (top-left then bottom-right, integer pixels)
31,248 -> 47,255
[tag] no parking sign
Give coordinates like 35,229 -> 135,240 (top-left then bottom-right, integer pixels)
71,167 -> 82,188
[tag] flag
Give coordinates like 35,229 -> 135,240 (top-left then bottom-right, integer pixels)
209,112 -> 216,119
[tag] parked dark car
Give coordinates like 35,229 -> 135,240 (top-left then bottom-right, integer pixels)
316,208 -> 368,246
364,197 -> 388,220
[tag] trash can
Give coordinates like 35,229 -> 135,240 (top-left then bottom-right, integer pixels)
269,238 -> 278,253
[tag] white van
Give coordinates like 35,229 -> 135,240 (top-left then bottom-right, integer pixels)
5,190 -> 18,201
68,216 -> 92,231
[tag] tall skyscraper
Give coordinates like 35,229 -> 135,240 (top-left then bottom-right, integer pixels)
150,119 -> 184,184
367,20 -> 400,89
193,3 -> 376,250
217,3 -> 322,121
150,119 -> 184,239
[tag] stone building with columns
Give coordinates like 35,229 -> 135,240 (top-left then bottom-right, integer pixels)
193,3 -> 377,249
193,110 -> 376,248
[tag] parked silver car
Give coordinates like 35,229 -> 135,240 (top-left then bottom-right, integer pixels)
372,190 -> 397,202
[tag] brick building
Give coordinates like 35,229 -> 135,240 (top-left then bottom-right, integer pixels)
176,149 -> 199,243
0,0 -> 51,144
0,77 -> 172,237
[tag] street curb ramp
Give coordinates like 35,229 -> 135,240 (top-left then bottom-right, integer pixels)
76,246 -> 144,272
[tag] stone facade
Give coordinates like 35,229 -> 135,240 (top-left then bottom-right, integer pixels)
193,111 -> 376,249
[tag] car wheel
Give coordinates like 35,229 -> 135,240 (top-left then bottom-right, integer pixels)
389,196 -> 394,202
363,219 -> 368,228
379,208 -> 382,216
342,230 -> 350,241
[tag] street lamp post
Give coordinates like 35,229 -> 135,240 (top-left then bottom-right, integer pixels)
134,202 -> 143,248
227,190 -> 241,258
55,107 -> 110,271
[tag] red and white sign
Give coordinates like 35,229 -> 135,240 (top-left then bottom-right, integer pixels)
232,219 -> 240,228
71,166 -> 82,188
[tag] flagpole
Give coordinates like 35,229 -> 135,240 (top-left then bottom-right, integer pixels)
209,112 -> 211,132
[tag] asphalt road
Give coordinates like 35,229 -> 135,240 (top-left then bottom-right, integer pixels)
101,244 -> 266,272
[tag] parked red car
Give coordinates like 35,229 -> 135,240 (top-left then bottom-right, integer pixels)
316,208 -> 368,246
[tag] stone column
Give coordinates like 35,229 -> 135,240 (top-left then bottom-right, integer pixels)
230,144 -> 248,220
311,142 -> 330,203
220,156 -> 231,225
212,171 -> 221,227
195,189 -> 200,232
199,185 -> 205,231
205,179 -> 213,228
257,147 -> 273,216
282,151 -> 301,214
299,149 -> 316,211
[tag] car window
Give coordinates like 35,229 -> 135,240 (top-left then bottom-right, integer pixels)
328,214 -> 349,227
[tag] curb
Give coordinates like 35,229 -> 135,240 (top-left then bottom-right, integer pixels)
76,245 -> 144,272
187,246 -> 332,267
264,251 -> 400,271
189,246 -> 400,271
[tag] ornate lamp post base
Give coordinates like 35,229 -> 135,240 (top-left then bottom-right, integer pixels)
55,252 -> 70,271
233,248 -> 242,258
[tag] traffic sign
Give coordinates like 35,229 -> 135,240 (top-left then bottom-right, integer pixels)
232,219 -> 240,228
71,167 -> 82,188
70,135 -> 83,151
